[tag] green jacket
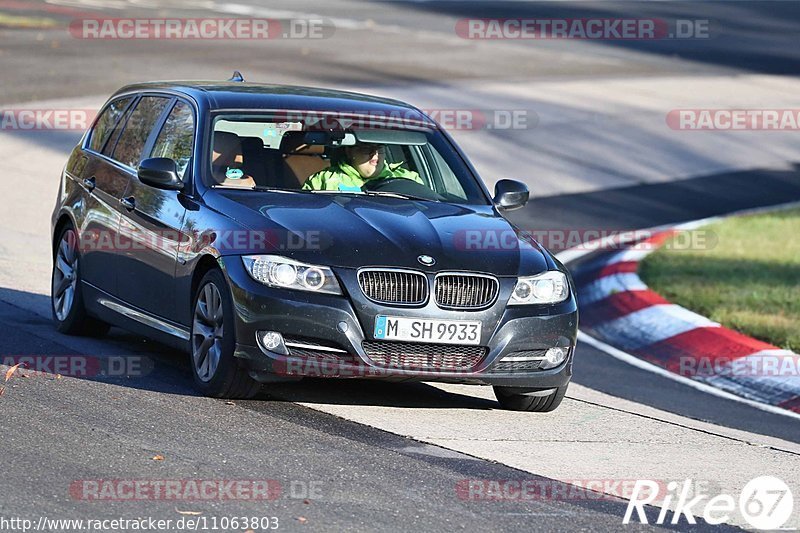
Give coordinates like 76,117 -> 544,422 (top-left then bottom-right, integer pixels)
302,160 -> 422,191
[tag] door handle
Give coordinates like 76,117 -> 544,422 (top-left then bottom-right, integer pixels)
120,196 -> 136,211
82,176 -> 96,192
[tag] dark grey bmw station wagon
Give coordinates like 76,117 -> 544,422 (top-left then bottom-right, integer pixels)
51,76 -> 578,411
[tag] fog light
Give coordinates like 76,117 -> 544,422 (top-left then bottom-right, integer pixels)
541,347 -> 569,369
258,331 -> 287,355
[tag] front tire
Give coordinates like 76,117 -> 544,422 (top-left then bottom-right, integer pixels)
493,385 -> 568,412
190,269 -> 260,399
51,225 -> 110,336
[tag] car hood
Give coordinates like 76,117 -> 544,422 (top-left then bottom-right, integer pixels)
210,191 -> 552,276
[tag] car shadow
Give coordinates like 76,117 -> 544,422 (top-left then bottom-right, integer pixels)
0,286 -> 199,397
258,378 -> 499,409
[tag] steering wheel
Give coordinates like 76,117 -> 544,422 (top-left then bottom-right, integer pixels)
362,177 -> 443,201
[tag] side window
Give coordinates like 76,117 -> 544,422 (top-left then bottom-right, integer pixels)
423,144 -> 467,200
150,101 -> 195,179
112,96 -> 170,169
87,97 -> 132,153
102,100 -> 136,158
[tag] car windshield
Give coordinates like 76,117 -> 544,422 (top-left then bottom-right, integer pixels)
207,114 -> 490,205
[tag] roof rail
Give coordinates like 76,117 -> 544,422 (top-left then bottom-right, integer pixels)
228,71 -> 245,82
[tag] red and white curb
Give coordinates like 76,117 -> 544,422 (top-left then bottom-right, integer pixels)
557,205 -> 800,419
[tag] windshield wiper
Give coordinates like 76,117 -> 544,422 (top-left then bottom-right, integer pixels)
305,189 -> 438,202
361,190 -> 437,202
251,186 -> 301,193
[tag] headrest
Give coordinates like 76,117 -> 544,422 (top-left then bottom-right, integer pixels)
240,136 -> 263,153
213,131 -> 242,155
212,132 -> 244,169
214,131 -> 242,153
280,131 -> 325,155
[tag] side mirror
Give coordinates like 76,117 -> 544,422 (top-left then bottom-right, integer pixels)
493,179 -> 529,211
138,158 -> 184,191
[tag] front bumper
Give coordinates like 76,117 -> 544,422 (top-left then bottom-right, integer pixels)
220,257 -> 578,388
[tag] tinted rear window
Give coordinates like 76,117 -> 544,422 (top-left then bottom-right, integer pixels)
87,97 -> 132,153
112,96 -> 170,169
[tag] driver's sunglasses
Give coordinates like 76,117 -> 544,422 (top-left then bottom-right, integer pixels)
353,145 -> 386,157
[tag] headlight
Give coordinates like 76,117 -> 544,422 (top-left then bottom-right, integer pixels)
242,255 -> 342,295
509,271 -> 568,305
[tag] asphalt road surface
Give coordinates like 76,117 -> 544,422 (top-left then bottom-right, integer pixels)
1,1 -> 799,531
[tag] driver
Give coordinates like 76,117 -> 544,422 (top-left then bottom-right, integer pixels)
302,143 -> 423,191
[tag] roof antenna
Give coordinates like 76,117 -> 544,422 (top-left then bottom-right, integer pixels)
228,71 -> 244,82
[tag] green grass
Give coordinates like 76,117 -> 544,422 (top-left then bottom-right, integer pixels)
639,208 -> 800,351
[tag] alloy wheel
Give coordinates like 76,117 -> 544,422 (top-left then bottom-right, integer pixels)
52,229 -> 78,322
192,282 -> 224,382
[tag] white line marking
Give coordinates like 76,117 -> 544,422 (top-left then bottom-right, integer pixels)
702,351 -> 800,405
578,331 -> 800,421
592,304 -> 719,351
578,272 -> 647,305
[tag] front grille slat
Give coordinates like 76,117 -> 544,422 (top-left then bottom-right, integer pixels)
359,270 -> 498,310
358,270 -> 428,306
435,274 -> 499,310
362,341 -> 487,371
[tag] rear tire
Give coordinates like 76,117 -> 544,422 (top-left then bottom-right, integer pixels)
51,225 -> 110,337
190,269 -> 261,399
493,385 -> 568,412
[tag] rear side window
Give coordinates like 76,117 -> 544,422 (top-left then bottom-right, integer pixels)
87,97 -> 132,153
101,102 -> 136,159
112,96 -> 170,169
150,101 -> 195,179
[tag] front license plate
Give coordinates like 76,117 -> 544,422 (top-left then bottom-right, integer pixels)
373,316 -> 482,345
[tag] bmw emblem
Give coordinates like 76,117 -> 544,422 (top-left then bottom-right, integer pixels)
417,255 -> 436,267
